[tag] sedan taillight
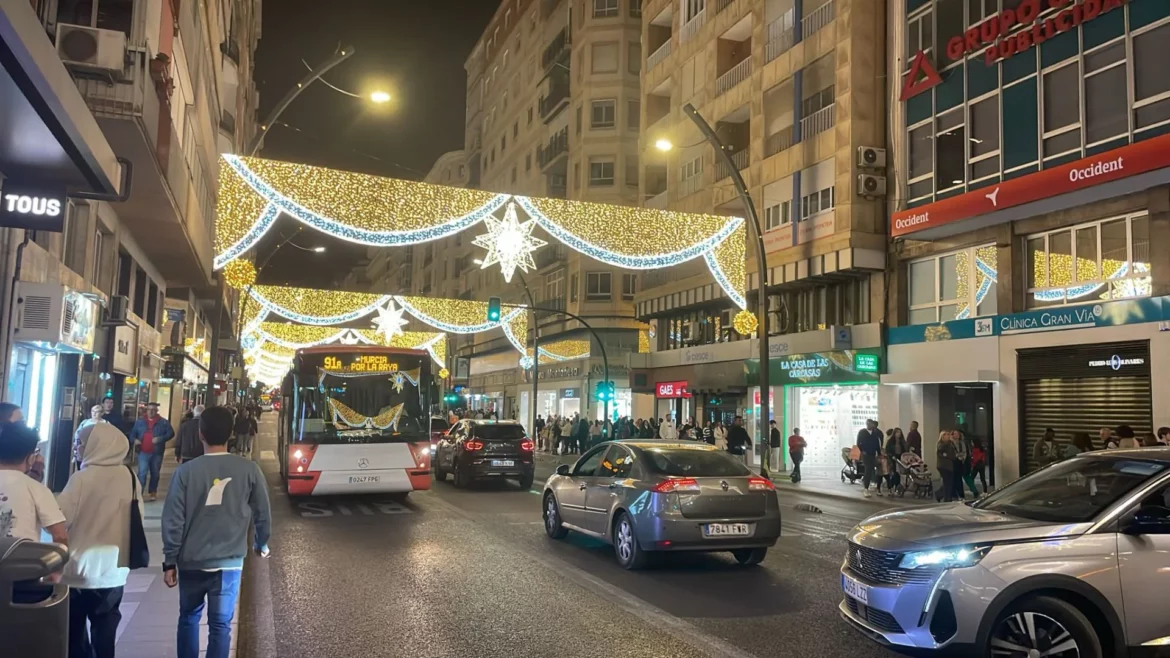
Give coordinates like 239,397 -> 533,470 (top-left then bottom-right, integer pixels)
520,439 -> 534,452
464,440 -> 484,451
747,476 -> 775,491
652,477 -> 701,493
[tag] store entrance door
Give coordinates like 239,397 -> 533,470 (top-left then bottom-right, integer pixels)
940,384 -> 994,490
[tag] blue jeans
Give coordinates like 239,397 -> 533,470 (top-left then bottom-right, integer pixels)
137,451 -> 163,493
178,570 -> 241,658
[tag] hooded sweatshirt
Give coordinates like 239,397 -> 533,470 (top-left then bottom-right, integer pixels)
57,423 -> 143,589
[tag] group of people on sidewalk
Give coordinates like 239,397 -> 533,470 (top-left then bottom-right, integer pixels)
532,413 -> 758,463
0,401 -> 271,658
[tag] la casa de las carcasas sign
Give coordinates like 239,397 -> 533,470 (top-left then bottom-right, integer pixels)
949,0 -> 1127,67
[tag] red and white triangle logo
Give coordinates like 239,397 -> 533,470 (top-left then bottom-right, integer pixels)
900,50 -> 943,102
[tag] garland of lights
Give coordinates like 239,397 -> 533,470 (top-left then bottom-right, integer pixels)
247,324 -> 447,367
328,398 -> 405,431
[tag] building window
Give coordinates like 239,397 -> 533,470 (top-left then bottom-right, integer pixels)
627,99 -> 640,131
587,272 -> 612,300
1134,22 -> 1170,133
771,278 -> 871,334
764,201 -> 791,230
511,166 -> 517,183
589,158 -> 615,186
576,104 -> 583,134
907,121 -> 934,202
592,42 -> 619,73
593,0 -> 618,18
631,0 -> 642,18
528,107 -> 534,125
969,93 -> 1000,183
622,273 -> 636,300
936,107 -> 965,193
525,153 -> 532,171
513,122 -> 519,138
799,186 -> 834,219
570,273 -> 579,302
1084,41 -> 1128,146
629,42 -> 641,74
546,268 -> 566,303
590,99 -> 616,128
625,155 -> 639,186
905,7 -> 933,63
1025,213 -> 1151,309
1041,61 -> 1081,159
907,245 -> 999,325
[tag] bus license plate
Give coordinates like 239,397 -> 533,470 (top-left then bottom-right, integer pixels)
491,460 -> 515,467
843,574 -> 869,605
704,523 -> 750,537
349,475 -> 380,484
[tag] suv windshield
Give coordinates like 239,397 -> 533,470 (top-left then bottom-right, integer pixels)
293,351 -> 429,443
473,424 -> 526,440
643,447 -> 751,477
974,456 -> 1166,523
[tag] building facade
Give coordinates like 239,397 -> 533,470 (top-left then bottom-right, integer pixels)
631,0 -> 890,464
880,0 -> 1170,487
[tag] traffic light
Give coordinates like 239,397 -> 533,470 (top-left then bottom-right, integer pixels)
486,296 -> 502,322
594,380 -> 615,402
442,392 -> 460,405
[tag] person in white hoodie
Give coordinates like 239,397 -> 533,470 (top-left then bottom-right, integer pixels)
57,423 -> 143,658
660,418 -> 678,440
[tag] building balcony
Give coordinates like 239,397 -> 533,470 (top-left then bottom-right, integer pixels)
800,103 -> 835,140
680,10 -> 706,43
714,148 -> 748,181
644,189 -> 669,208
538,127 -> 569,169
764,125 -> 795,157
715,57 -> 751,97
647,39 -> 672,71
539,74 -> 570,122
765,12 -> 796,63
542,28 -> 570,72
219,109 -> 236,136
72,49 -> 214,287
716,0 -> 736,13
803,0 -> 836,38
676,174 -> 703,200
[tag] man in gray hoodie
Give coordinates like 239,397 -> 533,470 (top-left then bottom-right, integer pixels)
162,406 -> 271,658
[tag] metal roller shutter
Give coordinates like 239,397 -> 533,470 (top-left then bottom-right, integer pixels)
1020,376 -> 1152,474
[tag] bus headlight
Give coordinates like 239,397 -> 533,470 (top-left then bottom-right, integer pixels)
293,449 -> 303,459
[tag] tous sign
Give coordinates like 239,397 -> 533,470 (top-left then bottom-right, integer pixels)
946,0 -> 1127,67
0,182 -> 67,232
3,194 -> 61,217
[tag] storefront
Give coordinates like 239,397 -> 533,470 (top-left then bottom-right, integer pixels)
110,322 -> 139,423
654,380 -> 691,424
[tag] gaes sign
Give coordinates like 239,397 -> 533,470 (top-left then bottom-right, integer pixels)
0,181 -> 66,232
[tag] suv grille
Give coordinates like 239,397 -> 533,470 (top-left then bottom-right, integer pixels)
845,543 -> 937,585
844,597 -> 905,634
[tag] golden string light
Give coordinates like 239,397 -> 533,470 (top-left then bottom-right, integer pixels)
438,367 -> 450,379
223,259 -> 257,290
733,310 -> 759,335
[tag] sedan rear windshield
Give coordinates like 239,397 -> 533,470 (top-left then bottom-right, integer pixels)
473,425 -> 526,440
643,448 -> 751,477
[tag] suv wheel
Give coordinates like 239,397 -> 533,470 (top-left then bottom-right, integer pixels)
613,513 -> 648,570
988,596 -> 1101,658
433,454 -> 448,481
518,472 -> 534,490
543,494 -> 568,539
454,460 -> 473,488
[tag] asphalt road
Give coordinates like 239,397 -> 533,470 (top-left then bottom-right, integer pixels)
239,419 -> 909,658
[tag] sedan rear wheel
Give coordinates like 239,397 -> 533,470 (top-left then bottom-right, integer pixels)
613,514 -> 648,570
731,547 -> 767,566
543,494 -> 568,539
988,596 -> 1100,658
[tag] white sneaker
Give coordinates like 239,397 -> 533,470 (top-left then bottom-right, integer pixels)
863,492 -> 873,498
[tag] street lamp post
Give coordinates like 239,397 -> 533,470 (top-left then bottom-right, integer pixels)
246,45 -> 357,156
680,103 -> 772,478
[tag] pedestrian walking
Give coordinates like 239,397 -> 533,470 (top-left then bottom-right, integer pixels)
1099,427 -> 1118,449
884,428 -> 908,493
175,405 -> 206,463
970,436 -> 989,493
660,417 -> 677,440
1158,427 -> 1170,446
58,423 -> 142,658
1064,432 -> 1094,458
100,396 -> 127,436
162,406 -> 271,658
233,408 -> 258,457
0,422 -> 68,607
1032,427 -> 1059,469
856,419 -> 883,497
787,428 -> 806,483
702,422 -> 714,445
768,421 -> 782,474
550,417 -> 562,453
953,429 -> 978,499
713,421 -> 728,450
559,416 -> 573,454
129,402 -> 175,502
936,431 -> 958,502
1116,424 -> 1139,449
726,416 -> 752,467
589,421 -> 602,448
906,420 -> 922,456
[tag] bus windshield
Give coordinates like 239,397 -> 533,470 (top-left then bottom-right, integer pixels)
292,350 -> 430,444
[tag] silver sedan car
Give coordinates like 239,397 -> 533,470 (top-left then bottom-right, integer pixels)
542,440 -> 782,569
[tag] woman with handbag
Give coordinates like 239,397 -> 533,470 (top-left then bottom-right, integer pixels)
57,422 -> 149,658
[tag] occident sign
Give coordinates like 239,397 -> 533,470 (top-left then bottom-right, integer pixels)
946,0 -> 1127,67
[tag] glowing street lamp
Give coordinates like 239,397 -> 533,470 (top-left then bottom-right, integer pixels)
654,138 -> 674,152
370,90 -> 392,104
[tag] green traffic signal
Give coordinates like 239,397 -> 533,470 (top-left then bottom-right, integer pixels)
487,296 -> 502,322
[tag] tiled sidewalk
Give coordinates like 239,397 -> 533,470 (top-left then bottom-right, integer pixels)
111,455 -> 240,658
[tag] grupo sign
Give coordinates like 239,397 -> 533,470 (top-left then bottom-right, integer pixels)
946,0 -> 1127,67
891,132 -> 1170,237
0,181 -> 66,231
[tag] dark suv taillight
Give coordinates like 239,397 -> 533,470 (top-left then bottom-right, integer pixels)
520,439 -> 534,452
464,440 -> 484,451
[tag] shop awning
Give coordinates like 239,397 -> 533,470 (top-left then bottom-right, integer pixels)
880,369 -> 1000,386
0,0 -> 120,194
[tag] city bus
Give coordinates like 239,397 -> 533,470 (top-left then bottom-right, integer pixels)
277,345 -> 434,496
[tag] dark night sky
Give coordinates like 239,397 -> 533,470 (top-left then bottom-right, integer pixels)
252,0 -> 500,286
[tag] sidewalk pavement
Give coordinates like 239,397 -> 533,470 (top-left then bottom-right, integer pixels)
110,450 -> 240,658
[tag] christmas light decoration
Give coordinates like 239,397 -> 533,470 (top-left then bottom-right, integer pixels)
394,295 -> 524,334
733,310 -> 758,335
371,300 -> 409,342
222,259 -> 257,290
251,285 -> 392,325
638,330 -> 650,354
472,202 -> 547,283
329,398 -> 404,430
390,368 -> 421,393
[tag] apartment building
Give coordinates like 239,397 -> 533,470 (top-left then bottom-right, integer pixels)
0,0 -> 258,489
880,0 -> 1170,488
632,0 -> 888,465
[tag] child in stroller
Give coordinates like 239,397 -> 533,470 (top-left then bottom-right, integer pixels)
893,451 -> 934,498
840,446 -> 864,484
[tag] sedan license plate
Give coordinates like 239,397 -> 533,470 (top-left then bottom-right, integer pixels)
491,460 -> 515,467
348,475 -> 380,484
704,523 -> 750,537
842,574 -> 869,605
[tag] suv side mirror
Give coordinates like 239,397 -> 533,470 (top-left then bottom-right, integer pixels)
1124,506 -> 1170,535
556,464 -> 571,476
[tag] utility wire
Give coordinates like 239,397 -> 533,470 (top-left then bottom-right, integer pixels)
269,120 -> 427,177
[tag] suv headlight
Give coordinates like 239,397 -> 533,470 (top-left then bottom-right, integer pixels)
899,546 -> 990,570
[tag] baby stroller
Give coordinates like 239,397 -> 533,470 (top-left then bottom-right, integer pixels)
840,447 -> 864,484
894,452 -> 934,499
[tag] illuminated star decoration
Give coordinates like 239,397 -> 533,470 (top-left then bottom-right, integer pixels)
371,300 -> 409,342
472,202 -> 547,283
338,329 -> 361,346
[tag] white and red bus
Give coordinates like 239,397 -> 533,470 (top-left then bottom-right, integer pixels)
277,345 -> 434,496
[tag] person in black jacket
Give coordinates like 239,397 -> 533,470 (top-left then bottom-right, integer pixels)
856,419 -> 883,497
726,416 -> 753,466
232,409 -> 258,457
175,405 -> 206,463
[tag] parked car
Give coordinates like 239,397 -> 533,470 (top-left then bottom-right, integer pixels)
434,419 -> 534,489
840,449 -> 1170,658
543,441 -> 781,569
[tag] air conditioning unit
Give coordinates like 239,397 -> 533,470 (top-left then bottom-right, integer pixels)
857,146 -> 887,168
56,23 -> 126,76
13,282 -> 100,353
104,295 -> 130,326
858,174 -> 887,198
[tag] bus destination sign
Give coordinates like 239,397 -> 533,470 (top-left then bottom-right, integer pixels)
322,355 -> 400,374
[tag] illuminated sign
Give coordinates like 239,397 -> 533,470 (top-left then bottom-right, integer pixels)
854,353 -> 880,373
0,181 -> 66,231
322,354 -> 399,374
945,0 -> 1126,67
781,356 -> 830,379
1088,355 -> 1145,370
656,381 -> 690,399
899,50 -> 943,101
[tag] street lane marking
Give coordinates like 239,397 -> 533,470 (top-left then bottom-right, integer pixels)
296,500 -> 412,517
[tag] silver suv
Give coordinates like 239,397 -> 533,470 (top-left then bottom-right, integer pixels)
840,449 -> 1170,658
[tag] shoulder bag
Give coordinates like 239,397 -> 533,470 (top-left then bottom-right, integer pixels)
125,465 -> 150,569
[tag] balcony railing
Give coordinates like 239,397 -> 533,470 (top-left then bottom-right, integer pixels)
647,39 -> 672,71
716,0 -> 735,13
219,110 -> 236,135
538,127 -> 570,168
680,9 -> 706,43
715,57 -> 751,97
644,190 -> 669,208
677,174 -> 703,200
800,103 -> 835,140
802,0 -> 836,38
539,77 -> 570,120
764,125 -> 795,157
765,12 -> 796,62
714,148 -> 749,180
542,28 -> 571,71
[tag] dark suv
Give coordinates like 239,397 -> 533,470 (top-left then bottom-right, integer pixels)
434,420 -> 535,489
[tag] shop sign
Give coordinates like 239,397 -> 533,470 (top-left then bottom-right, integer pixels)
656,381 -> 690,398
1088,355 -> 1145,370
745,348 -> 883,386
889,295 -> 1170,345
891,132 -> 1170,237
560,388 -> 579,399
0,181 -> 66,232
112,324 -> 139,375
947,0 -> 1126,67
61,290 -> 98,353
854,353 -> 880,373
